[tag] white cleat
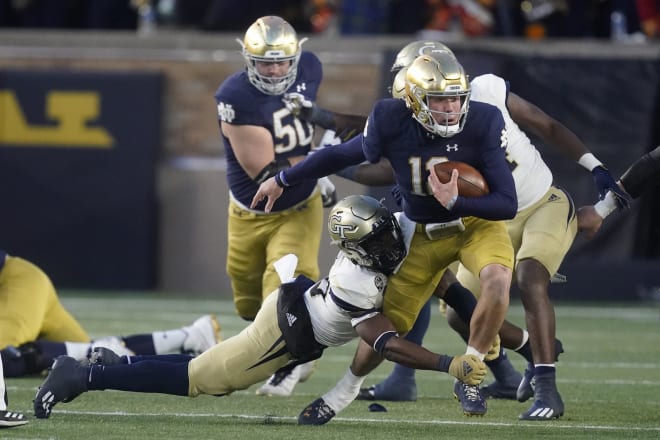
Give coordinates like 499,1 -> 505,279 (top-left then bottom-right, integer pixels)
256,361 -> 315,397
182,315 -> 221,355
91,336 -> 135,358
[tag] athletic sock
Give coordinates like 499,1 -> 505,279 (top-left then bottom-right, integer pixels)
88,361 -> 190,396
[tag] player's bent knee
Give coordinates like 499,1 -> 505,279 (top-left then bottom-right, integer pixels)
234,298 -> 261,321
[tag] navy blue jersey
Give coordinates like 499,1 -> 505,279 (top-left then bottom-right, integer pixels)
215,51 -> 323,211
363,98 -> 516,223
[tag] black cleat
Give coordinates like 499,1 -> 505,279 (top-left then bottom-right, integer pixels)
453,380 -> 487,416
519,371 -> 564,421
33,356 -> 89,419
0,410 -> 28,428
298,398 -> 336,425
89,347 -> 123,366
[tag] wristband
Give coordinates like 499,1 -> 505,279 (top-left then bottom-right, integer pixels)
593,191 -> 617,219
446,195 -> 458,211
437,354 -> 453,373
275,170 -> 290,188
578,153 -> 603,171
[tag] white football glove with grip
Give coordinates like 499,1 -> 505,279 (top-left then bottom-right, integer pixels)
317,176 -> 337,208
282,92 -> 313,117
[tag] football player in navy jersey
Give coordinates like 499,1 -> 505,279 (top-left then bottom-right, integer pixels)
253,54 -> 517,416
262,41 -> 628,421
33,195 -> 487,421
215,16 -> 336,395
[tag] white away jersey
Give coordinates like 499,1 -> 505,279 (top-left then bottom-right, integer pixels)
304,253 -> 387,347
470,74 -> 553,210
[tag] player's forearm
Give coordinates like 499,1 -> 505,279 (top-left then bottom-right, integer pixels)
282,136 -> 365,186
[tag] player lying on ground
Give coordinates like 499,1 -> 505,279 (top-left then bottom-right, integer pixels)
0,249 -> 221,378
33,195 -> 487,420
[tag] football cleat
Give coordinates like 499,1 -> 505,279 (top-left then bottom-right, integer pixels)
453,380 -> 487,416
255,361 -> 314,397
481,378 -> 520,400
298,398 -> 336,425
482,350 -> 522,400
0,410 -> 28,428
182,315 -> 221,355
33,356 -> 89,419
356,379 -> 417,402
91,336 -> 135,358
517,339 -> 565,402
519,371 -> 564,421
517,362 -> 535,402
89,347 -> 123,366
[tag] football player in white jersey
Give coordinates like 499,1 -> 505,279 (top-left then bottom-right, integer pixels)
273,41 -> 629,421
33,195 -> 487,421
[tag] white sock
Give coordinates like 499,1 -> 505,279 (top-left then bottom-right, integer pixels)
466,345 -> 486,361
0,357 -> 6,410
152,329 -> 187,354
65,342 -> 93,360
322,368 -> 366,413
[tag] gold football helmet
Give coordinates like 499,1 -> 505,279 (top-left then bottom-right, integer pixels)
391,67 -> 408,99
328,195 -> 406,273
237,16 -> 305,95
404,54 -> 471,137
391,40 -> 455,72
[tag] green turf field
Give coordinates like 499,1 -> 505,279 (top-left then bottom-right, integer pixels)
4,292 -> 660,439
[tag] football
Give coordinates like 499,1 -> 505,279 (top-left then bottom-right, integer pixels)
432,161 -> 490,198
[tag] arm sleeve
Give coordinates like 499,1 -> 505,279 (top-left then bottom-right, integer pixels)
452,112 -> 517,220
283,136 -> 366,185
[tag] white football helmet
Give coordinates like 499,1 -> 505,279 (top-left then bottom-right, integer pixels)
328,195 -> 406,273
237,16 -> 305,95
403,54 -> 471,137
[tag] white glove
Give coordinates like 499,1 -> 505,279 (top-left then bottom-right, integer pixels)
282,92 -> 313,117
317,176 -> 337,208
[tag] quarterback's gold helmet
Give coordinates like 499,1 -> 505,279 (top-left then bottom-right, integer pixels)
391,40 -> 455,72
237,16 -> 305,95
328,195 -> 406,273
404,54 -> 471,137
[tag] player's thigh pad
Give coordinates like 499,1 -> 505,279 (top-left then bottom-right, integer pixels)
457,217 -> 514,277
188,293 -> 290,396
511,186 -> 577,275
385,232 -> 463,333
263,191 -> 322,297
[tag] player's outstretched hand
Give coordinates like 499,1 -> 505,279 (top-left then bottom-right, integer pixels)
448,354 -> 487,385
282,92 -> 313,118
250,176 -> 284,213
484,335 -> 501,362
317,176 -> 337,208
592,166 -> 632,210
577,205 -> 604,239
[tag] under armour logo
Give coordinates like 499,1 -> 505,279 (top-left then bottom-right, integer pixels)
547,194 -> 559,202
446,144 -> 459,152
286,312 -> 298,327
296,83 -> 307,93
